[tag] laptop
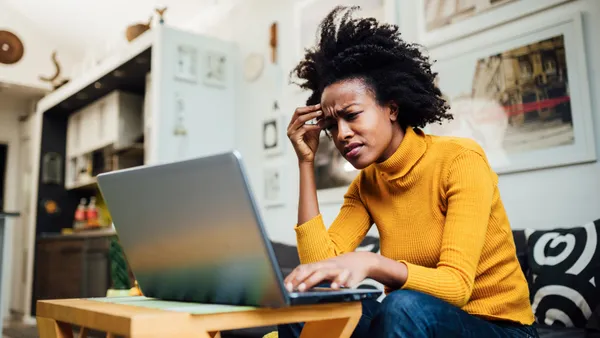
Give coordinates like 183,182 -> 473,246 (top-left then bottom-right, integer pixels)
96,150 -> 381,307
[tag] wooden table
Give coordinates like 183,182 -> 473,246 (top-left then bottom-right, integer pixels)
36,296 -> 362,338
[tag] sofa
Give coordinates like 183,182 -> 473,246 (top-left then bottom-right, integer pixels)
223,223 -> 600,338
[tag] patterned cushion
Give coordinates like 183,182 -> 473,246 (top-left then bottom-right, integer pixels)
525,219 -> 600,328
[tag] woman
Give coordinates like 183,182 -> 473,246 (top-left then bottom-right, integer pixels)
278,6 -> 538,338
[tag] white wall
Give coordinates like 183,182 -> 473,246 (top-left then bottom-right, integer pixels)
194,0 -> 599,246
0,92 -> 32,320
0,3 -> 79,91
196,0 -> 361,245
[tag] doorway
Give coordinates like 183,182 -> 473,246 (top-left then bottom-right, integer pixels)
0,143 -> 7,211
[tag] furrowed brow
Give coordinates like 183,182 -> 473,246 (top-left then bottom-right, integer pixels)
335,103 -> 359,115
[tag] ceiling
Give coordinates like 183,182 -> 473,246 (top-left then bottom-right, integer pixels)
1,0 -> 225,57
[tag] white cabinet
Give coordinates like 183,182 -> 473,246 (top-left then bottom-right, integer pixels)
53,25 -> 236,190
65,90 -> 143,189
66,91 -> 143,159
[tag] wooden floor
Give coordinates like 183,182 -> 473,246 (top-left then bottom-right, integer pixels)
3,319 -> 39,338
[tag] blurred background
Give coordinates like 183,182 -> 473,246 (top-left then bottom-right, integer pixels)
1,0 -> 599,336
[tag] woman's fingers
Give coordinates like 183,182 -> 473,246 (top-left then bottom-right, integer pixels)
284,263 -> 347,292
288,104 -> 321,128
289,263 -> 319,288
331,269 -> 351,289
296,104 -> 321,116
287,110 -> 323,136
300,268 -> 343,291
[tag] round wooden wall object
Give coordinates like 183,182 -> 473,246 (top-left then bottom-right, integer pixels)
0,30 -> 24,65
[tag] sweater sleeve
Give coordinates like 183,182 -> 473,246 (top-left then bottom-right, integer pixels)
295,177 -> 373,264
399,149 -> 494,307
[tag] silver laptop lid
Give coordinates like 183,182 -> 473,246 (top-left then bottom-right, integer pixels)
97,151 -> 288,307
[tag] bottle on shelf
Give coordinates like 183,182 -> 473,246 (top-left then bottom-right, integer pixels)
86,196 -> 101,228
73,198 -> 87,230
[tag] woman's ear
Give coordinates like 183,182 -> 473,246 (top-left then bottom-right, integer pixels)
388,102 -> 399,122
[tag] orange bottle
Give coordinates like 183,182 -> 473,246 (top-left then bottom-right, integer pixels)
86,197 -> 100,228
74,198 -> 87,230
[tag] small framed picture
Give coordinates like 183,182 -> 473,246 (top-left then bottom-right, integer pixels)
174,44 -> 198,83
263,165 -> 284,207
203,50 -> 228,88
263,115 -> 287,157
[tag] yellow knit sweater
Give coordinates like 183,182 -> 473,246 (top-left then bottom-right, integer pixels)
295,127 -> 535,325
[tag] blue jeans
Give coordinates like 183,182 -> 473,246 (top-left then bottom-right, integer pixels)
278,290 -> 539,338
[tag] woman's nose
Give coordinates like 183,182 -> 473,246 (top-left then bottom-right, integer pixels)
336,120 -> 354,141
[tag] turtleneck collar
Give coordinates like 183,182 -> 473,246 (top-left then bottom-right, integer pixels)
374,127 -> 427,180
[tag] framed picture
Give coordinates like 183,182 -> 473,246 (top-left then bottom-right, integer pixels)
262,115 -> 287,157
294,0 -> 398,60
416,0 -> 573,48
427,10 -> 595,174
203,50 -> 228,88
314,134 -> 360,204
264,165 -> 285,207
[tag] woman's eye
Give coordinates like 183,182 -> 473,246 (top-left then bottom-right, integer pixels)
346,112 -> 361,120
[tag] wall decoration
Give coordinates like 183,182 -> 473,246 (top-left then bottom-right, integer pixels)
423,0 -> 517,32
41,152 -> 62,184
38,51 -> 70,90
269,22 -> 278,64
417,0 -> 572,48
175,45 -> 198,83
125,16 -> 153,42
204,50 -> 227,88
125,7 -> 167,42
262,115 -> 286,157
172,93 -> 187,136
243,53 -> 264,83
428,11 -> 595,174
264,165 -> 285,207
266,61 -> 285,119
42,199 -> 60,215
156,7 -> 168,24
0,30 -> 24,65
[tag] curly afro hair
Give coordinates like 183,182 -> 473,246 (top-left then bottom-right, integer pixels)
290,6 -> 452,129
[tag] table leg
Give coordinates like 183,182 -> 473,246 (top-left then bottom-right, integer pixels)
300,316 -> 360,338
37,317 -> 74,338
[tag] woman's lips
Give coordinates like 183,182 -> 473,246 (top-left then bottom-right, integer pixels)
345,145 -> 363,159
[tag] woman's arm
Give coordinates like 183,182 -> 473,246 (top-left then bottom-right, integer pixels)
295,173 -> 373,264
286,104 -> 372,265
390,149 -> 494,307
297,162 -> 320,224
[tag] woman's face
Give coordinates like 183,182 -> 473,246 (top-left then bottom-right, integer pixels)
319,78 -> 402,169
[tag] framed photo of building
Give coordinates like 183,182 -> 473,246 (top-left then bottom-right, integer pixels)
417,0 -> 572,48
427,10 -> 595,174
